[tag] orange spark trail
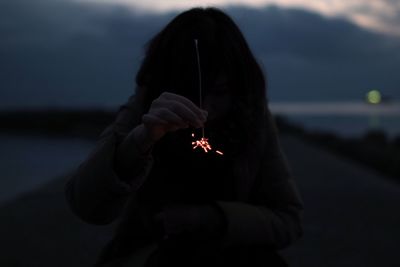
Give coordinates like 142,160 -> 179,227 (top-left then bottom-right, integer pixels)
191,132 -> 223,156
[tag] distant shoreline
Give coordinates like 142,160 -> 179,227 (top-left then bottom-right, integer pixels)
0,109 -> 117,139
270,101 -> 400,115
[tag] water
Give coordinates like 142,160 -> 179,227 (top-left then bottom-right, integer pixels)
287,115 -> 400,138
270,102 -> 400,138
0,134 -> 95,204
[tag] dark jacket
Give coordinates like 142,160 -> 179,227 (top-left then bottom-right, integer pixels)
64,94 -> 304,266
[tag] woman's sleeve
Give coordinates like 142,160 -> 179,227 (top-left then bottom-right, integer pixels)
215,108 -> 304,250
64,94 -> 154,225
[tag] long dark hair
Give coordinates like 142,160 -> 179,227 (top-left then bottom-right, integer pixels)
134,7 -> 268,154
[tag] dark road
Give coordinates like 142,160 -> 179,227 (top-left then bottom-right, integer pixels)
0,135 -> 399,266
281,135 -> 400,267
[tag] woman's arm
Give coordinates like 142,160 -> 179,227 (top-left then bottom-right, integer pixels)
64,94 -> 154,225
65,92 -> 208,226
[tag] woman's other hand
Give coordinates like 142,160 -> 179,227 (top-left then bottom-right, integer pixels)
152,203 -> 226,242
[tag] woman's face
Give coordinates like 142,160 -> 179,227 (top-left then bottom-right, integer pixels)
203,73 -> 232,127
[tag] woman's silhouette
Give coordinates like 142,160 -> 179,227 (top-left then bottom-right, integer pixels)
65,7 -> 304,267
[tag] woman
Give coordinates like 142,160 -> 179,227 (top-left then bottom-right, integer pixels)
65,7 -> 304,267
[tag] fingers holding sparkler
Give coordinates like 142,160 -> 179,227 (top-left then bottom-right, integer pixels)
164,100 -> 205,128
143,109 -> 187,129
155,92 -> 207,127
162,92 -> 208,120
142,92 -> 208,142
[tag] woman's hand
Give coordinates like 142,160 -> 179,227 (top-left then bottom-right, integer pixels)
153,203 -> 226,242
114,92 -> 208,180
142,92 -> 208,143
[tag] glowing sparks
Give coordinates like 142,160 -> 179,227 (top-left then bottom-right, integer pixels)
192,137 -> 212,152
191,132 -> 223,156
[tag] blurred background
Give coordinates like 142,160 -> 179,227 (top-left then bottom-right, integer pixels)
1,0 -> 399,266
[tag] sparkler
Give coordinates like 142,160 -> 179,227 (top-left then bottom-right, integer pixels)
192,39 -> 224,156
191,132 -> 224,155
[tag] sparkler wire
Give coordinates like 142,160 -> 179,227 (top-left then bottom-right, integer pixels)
191,39 -> 223,156
194,39 -> 205,138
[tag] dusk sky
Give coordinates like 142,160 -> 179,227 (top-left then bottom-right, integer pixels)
1,0 -> 400,109
78,0 -> 400,36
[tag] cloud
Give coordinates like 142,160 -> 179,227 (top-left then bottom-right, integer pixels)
1,0 -> 400,109
77,0 -> 400,36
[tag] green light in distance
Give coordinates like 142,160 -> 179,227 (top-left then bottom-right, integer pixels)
366,90 -> 381,104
